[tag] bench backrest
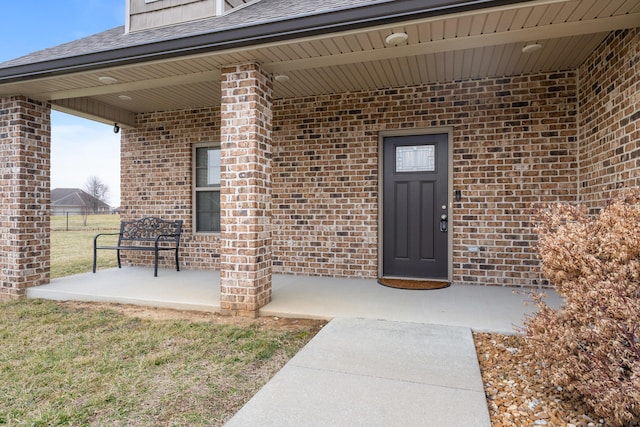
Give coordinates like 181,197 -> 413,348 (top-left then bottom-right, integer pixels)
118,217 -> 183,244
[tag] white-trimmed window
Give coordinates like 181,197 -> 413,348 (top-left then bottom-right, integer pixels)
194,145 -> 221,233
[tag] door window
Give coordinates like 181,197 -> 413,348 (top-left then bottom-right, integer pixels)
395,145 -> 436,172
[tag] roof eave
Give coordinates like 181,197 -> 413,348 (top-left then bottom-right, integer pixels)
0,0 -> 528,84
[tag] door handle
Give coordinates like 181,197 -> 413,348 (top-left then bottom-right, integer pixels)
440,214 -> 448,232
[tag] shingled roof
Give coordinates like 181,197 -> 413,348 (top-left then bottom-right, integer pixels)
1,0 -> 376,69
0,0 -> 526,82
52,188 -> 111,211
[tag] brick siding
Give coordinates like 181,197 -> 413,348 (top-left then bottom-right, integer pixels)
578,29 -> 640,212
120,107 -> 221,270
0,97 -> 50,299
272,93 -> 379,278
272,72 -> 578,287
119,70 -> 579,287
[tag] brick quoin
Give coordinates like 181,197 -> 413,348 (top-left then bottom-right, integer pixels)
0,96 -> 51,300
578,29 -> 640,212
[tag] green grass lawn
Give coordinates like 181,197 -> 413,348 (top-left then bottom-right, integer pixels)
1,215 -> 324,426
0,299 -> 321,426
51,214 -> 121,278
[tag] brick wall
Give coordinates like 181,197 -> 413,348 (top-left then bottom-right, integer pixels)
578,29 -> 640,211
273,72 -> 578,287
0,96 -> 50,299
272,93 -> 379,278
120,107 -> 221,270
120,71 -> 578,287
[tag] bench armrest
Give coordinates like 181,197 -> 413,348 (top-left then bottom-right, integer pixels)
94,232 -> 122,247
154,233 -> 180,247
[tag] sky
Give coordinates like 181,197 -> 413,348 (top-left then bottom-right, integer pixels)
1,1 -> 126,207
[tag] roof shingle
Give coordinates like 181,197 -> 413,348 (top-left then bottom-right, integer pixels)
0,0 -> 375,68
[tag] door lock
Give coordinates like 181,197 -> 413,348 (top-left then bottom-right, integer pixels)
440,214 -> 448,232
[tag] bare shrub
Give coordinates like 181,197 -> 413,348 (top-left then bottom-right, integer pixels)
524,191 -> 640,426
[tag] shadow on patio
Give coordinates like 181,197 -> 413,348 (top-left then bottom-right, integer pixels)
27,267 -> 561,334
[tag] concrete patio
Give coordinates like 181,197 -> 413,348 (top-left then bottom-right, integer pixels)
27,267 -> 561,334
25,267 -> 564,426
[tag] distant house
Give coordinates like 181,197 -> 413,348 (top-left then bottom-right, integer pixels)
51,189 -> 111,216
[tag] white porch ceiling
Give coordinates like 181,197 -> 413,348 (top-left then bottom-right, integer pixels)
1,0 -> 639,127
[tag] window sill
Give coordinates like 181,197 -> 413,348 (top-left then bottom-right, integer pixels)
193,231 -> 221,237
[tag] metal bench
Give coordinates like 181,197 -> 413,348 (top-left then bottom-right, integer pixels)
93,217 -> 183,277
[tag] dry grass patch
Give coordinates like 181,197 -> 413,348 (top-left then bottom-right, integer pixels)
0,300 -> 325,426
51,215 -> 120,278
51,214 -> 121,232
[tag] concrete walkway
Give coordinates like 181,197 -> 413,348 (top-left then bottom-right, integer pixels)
27,268 -> 562,426
226,318 -> 491,427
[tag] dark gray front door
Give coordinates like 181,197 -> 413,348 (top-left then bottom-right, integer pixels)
383,134 -> 448,279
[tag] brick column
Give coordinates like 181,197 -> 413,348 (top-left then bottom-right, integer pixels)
0,97 -> 51,300
219,63 -> 273,317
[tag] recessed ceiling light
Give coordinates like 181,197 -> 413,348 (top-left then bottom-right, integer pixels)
98,76 -> 118,84
118,95 -> 132,101
522,43 -> 543,54
275,74 -> 290,82
384,32 -> 408,46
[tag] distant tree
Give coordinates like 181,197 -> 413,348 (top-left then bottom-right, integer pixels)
81,206 -> 89,226
84,176 -> 110,214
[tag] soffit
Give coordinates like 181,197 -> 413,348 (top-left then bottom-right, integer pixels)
1,0 -> 638,126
